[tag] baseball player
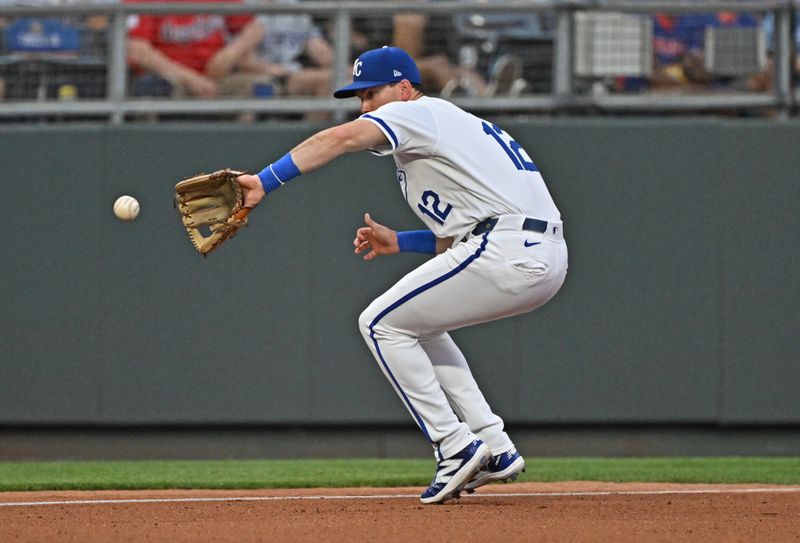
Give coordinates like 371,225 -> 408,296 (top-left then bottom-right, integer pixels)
237,46 -> 568,504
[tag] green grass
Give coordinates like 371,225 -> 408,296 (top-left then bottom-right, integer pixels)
0,457 -> 798,492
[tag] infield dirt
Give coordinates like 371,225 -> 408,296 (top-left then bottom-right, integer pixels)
2,482 -> 799,542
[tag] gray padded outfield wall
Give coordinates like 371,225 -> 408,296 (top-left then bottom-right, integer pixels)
1,120 -> 798,426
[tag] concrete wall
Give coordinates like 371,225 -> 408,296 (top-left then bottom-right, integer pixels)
1,119 -> 798,427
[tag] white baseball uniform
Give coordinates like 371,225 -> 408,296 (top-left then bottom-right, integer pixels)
358,96 -> 568,461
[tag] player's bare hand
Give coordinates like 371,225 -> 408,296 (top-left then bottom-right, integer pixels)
236,174 -> 266,208
353,213 -> 399,261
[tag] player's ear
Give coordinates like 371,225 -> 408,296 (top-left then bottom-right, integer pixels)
400,80 -> 413,101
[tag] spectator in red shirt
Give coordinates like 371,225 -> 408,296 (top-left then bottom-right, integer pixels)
126,0 -> 269,98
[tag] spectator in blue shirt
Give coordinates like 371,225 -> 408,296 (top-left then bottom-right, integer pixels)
650,11 -> 761,91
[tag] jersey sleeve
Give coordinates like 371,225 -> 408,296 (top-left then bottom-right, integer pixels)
225,14 -> 254,34
359,100 -> 438,158
127,14 -> 158,41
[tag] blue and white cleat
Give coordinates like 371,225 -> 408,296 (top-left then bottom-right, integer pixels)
420,439 -> 491,504
463,447 -> 526,493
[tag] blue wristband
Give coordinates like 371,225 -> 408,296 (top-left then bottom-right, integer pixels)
257,152 -> 301,193
397,230 -> 436,254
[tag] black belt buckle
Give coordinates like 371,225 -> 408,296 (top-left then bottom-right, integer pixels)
470,218 -> 498,237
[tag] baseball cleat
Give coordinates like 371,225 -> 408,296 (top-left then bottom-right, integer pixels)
420,439 -> 491,504
463,447 -> 526,492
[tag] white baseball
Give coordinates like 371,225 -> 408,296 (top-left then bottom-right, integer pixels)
113,195 -> 140,221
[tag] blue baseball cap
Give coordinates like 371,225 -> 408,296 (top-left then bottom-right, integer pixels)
333,46 -> 421,99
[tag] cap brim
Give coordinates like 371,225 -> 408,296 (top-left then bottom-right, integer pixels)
333,80 -> 389,99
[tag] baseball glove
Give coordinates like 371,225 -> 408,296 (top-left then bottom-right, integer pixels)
174,169 -> 252,255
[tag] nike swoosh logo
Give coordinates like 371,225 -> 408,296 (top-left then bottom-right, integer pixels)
524,240 -> 541,247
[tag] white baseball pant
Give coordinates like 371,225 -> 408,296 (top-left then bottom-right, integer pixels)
358,215 -> 568,460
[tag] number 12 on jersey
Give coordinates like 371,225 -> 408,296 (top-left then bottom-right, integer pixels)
482,121 -> 537,172
417,190 -> 452,225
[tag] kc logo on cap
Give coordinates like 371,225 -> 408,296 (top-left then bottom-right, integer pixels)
334,46 -> 422,99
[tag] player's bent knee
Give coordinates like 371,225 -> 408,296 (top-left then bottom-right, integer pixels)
357,305 -> 378,342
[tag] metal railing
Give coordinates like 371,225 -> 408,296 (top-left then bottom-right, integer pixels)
0,0 -> 796,123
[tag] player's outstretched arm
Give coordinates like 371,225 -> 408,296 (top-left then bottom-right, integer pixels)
291,119 -> 387,172
237,119 -> 388,209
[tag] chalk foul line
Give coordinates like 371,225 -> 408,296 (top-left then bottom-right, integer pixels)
2,487 -> 800,507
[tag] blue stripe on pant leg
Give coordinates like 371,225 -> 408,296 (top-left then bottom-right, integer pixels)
368,233 -> 490,446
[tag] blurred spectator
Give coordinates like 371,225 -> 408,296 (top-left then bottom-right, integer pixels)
217,0 -> 334,102
173,0 -> 338,120
351,6 -> 493,97
0,0 -> 109,100
391,11 -> 491,96
0,0 -> 113,50
650,12 -> 707,90
650,11 -> 762,92
358,1 -> 536,98
448,5 -> 553,95
126,0 -> 270,98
